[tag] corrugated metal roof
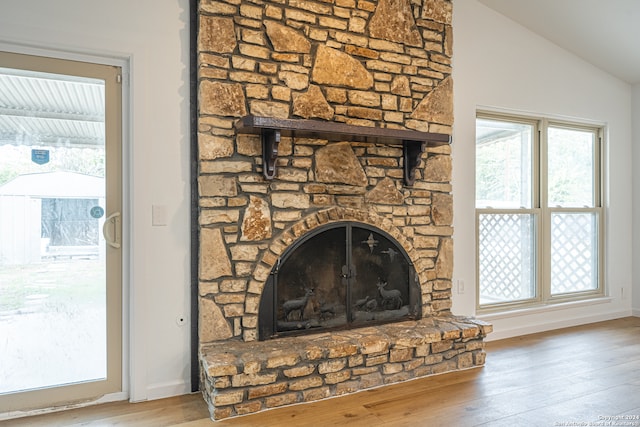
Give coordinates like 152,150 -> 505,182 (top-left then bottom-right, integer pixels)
0,67 -> 104,148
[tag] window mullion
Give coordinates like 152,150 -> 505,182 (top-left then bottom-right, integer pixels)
596,131 -> 603,208
538,119 -> 549,303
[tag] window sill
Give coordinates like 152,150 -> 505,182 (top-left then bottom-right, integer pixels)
477,296 -> 613,322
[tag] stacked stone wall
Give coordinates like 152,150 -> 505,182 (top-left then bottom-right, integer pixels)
197,0 -> 455,344
195,0 -> 478,419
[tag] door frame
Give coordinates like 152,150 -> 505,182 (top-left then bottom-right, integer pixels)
0,45 -> 130,414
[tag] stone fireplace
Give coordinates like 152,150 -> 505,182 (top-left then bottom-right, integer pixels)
196,0 -> 492,420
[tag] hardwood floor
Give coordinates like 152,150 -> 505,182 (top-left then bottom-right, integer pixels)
3,317 -> 640,426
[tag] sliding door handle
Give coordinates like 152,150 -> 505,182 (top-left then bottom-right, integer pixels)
103,211 -> 121,249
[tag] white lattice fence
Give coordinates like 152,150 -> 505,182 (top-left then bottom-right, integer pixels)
550,212 -> 597,294
478,213 -> 535,304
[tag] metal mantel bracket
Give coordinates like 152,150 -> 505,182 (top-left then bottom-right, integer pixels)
403,140 -> 426,186
262,128 -> 281,180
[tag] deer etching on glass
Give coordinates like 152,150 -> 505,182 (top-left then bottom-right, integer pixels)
354,296 -> 369,310
376,279 -> 402,310
354,295 -> 378,312
282,288 -> 314,321
364,297 -> 378,311
319,301 -> 336,320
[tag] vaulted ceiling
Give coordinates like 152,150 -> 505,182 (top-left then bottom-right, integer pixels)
478,0 -> 640,85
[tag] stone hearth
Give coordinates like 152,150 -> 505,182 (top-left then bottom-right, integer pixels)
201,316 -> 491,419
195,0 -> 491,420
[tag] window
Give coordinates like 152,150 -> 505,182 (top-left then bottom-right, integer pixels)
476,113 -> 603,310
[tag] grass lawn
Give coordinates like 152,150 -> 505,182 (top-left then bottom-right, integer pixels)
0,259 -> 107,394
0,260 -> 104,313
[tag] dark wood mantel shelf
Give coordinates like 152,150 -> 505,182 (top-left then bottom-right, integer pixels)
235,116 -> 451,186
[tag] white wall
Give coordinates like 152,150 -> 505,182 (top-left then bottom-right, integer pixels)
0,0 -> 192,402
0,0 -> 636,409
452,0 -> 634,340
633,84 -> 640,317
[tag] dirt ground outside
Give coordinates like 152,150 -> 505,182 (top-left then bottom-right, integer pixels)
0,260 -> 106,394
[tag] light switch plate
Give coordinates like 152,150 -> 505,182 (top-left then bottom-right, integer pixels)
152,204 -> 168,226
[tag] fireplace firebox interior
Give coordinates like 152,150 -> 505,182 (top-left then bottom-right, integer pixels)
259,222 -> 420,340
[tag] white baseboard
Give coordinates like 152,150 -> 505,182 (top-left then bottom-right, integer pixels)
481,309 -> 632,342
145,380 -> 191,401
633,307 -> 640,317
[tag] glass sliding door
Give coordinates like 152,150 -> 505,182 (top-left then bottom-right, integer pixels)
0,51 -> 122,411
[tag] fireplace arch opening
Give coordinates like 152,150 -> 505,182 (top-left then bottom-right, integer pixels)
258,222 -> 421,340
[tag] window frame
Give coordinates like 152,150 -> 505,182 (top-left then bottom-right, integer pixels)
476,112 -> 605,313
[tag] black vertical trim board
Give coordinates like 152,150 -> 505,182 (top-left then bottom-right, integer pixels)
189,0 -> 200,393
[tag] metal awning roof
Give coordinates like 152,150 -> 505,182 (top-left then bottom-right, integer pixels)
0,67 -> 105,148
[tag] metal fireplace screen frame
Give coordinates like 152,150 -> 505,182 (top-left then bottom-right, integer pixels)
259,222 -> 421,340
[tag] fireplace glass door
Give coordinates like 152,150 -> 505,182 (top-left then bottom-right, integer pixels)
259,223 -> 419,339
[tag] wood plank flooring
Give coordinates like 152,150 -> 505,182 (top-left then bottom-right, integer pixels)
3,317 -> 639,426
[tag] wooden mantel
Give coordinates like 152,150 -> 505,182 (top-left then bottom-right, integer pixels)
235,116 -> 452,186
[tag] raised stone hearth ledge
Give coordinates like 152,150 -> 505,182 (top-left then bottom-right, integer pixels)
200,315 -> 492,420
